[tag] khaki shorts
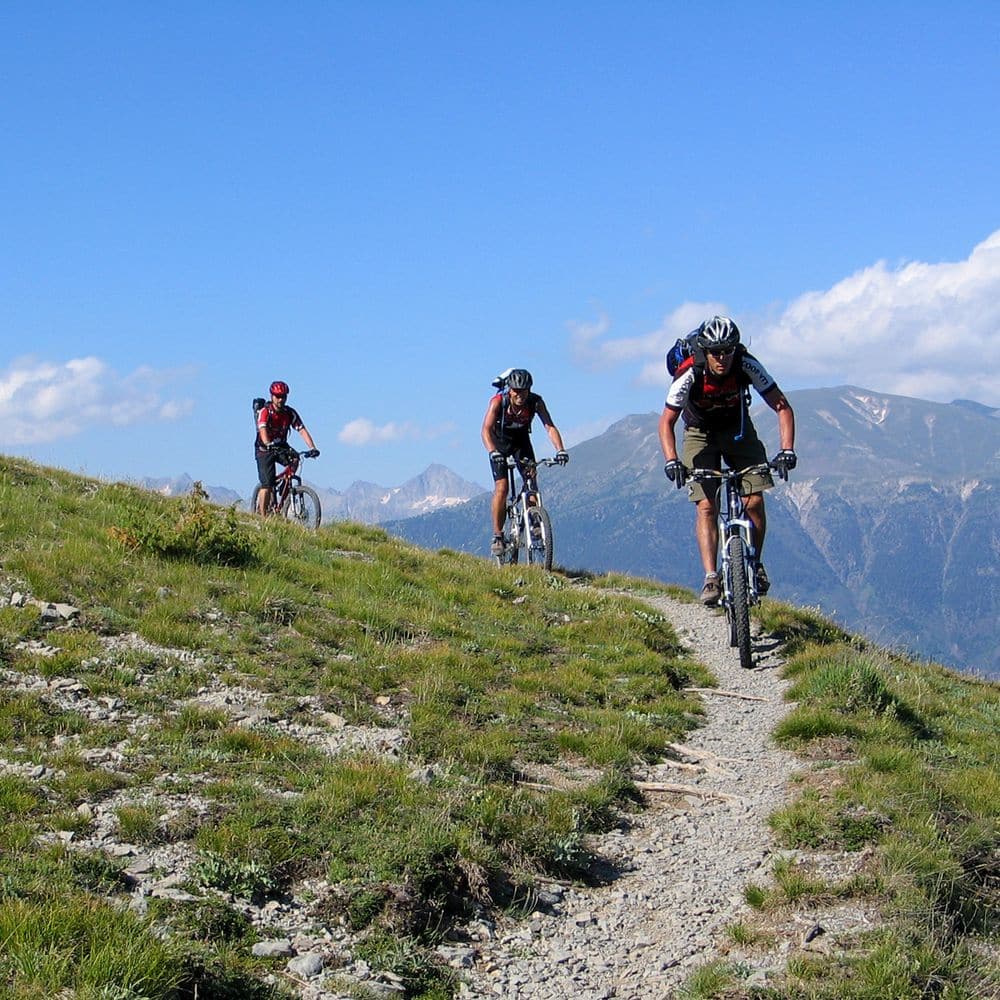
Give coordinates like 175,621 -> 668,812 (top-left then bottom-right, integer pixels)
682,424 -> 773,503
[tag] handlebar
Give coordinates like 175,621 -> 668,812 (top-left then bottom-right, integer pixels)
268,445 -> 319,466
503,456 -> 564,468
687,463 -> 775,482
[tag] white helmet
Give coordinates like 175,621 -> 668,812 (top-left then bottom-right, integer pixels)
696,316 -> 741,351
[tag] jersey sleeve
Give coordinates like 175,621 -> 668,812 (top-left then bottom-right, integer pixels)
256,406 -> 270,430
741,353 -> 776,396
288,407 -> 304,430
665,368 -> 695,410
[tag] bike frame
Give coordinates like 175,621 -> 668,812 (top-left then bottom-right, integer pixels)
268,458 -> 302,514
498,456 -> 559,567
691,464 -> 771,608
254,448 -> 321,529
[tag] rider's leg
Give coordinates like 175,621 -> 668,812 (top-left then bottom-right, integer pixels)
695,498 -> 720,575
255,451 -> 276,515
744,493 -> 767,554
491,478 -> 509,536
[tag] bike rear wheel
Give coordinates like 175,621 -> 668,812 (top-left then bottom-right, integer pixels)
281,485 -> 322,529
727,534 -> 753,669
524,505 -> 553,570
249,485 -> 278,515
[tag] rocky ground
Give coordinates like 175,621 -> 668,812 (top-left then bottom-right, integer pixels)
5,588 -> 864,1000
456,593 -> 803,999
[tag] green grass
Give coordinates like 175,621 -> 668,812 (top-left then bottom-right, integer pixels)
687,600 -> 1000,1000
0,455 -> 711,998
5,457 -> 998,1000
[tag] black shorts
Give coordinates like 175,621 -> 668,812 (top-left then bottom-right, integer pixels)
256,450 -> 278,489
490,436 -> 536,482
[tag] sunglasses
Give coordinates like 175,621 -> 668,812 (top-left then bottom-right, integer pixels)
272,393 -> 287,399
707,348 -> 735,358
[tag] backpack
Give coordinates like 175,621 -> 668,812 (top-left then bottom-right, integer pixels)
491,368 -> 513,390
252,397 -> 267,418
666,330 -> 702,376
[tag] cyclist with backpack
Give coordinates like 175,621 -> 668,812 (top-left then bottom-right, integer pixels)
254,380 -> 320,516
482,369 -> 569,557
658,317 -> 796,605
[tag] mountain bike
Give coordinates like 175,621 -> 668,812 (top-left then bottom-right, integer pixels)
250,447 -> 322,530
495,456 -> 562,570
687,462 -> 786,669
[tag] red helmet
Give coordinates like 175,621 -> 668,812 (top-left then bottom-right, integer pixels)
269,380 -> 290,396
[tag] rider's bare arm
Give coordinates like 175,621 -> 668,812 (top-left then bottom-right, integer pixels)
658,406 -> 682,463
299,426 -> 317,450
762,387 -> 795,451
481,396 -> 503,452
534,401 -> 566,453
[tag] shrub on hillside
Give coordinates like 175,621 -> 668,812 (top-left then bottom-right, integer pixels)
112,483 -> 257,568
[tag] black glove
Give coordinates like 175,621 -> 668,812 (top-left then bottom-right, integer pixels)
303,449 -> 320,459
266,442 -> 283,453
555,451 -> 569,465
489,450 -> 503,463
772,449 -> 797,480
664,460 -> 687,488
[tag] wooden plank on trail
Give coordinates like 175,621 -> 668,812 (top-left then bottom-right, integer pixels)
684,686 -> 768,702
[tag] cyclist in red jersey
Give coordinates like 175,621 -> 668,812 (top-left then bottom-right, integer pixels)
255,380 -> 319,516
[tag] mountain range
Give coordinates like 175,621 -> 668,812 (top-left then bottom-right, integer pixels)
384,387 -> 1000,679
138,463 -> 486,525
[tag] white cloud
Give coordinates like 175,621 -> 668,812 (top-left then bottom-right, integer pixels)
569,230 -> 1000,406
0,356 -> 195,445
338,417 -> 456,447
569,301 -> 728,384
753,230 -> 1000,404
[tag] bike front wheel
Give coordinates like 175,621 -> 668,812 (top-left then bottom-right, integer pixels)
726,534 -> 753,669
282,485 -> 322,530
504,516 -> 521,566
524,505 -> 553,570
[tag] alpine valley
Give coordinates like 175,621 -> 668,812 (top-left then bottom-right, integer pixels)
385,387 -> 1000,679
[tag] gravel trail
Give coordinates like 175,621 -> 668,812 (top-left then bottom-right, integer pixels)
460,593 -> 798,999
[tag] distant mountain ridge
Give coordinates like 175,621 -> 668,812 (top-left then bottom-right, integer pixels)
312,464 -> 486,524
138,464 -> 487,524
386,387 -> 1000,678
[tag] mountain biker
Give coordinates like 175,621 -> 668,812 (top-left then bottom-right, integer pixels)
658,317 -> 796,605
481,368 -> 569,557
255,380 -> 320,516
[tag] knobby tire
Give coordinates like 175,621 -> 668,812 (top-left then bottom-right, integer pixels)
282,485 -> 322,530
496,510 -> 520,567
727,534 -> 753,669
525,505 -> 554,570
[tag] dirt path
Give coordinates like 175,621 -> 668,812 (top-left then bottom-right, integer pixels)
460,593 -> 798,999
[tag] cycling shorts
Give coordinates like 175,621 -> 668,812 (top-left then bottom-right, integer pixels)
681,424 -> 773,503
490,436 -> 536,482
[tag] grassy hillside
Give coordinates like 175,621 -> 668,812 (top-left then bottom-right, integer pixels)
0,457 -> 710,999
0,456 -> 996,999
686,603 -> 1000,1000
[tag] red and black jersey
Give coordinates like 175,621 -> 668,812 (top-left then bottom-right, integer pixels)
665,352 -> 776,431
490,390 -> 543,439
255,404 -> 304,452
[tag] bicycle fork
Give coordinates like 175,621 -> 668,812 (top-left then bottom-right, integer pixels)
721,518 -> 759,605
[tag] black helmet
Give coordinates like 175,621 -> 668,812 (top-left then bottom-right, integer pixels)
695,316 -> 741,351
506,369 -> 533,390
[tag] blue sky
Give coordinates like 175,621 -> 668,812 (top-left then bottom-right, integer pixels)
2,2 -> 998,495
